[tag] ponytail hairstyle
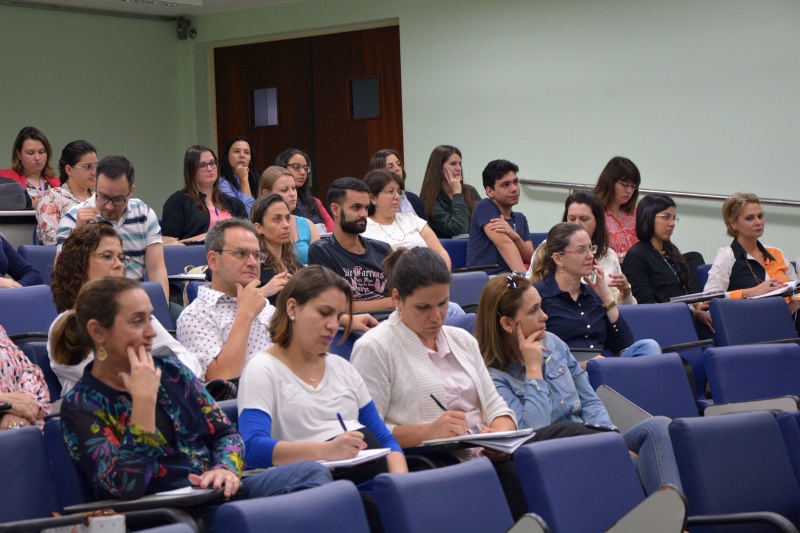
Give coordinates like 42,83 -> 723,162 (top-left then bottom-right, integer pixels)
58,140 -> 97,185
383,246 -> 450,298
269,265 -> 353,347
50,277 -> 140,366
526,221 -> 587,282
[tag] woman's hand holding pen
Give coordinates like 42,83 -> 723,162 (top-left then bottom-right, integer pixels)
429,411 -> 468,439
325,431 -> 366,460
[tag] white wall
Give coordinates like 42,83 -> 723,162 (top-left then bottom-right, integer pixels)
2,0 -> 798,263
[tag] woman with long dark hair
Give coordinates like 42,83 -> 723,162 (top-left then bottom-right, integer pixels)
218,136 -> 259,214
275,149 -> 334,233
418,145 -> 480,238
622,194 -> 713,333
162,145 -> 247,245
592,156 -> 641,258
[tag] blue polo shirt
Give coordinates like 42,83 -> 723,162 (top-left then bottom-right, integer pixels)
466,198 -> 530,274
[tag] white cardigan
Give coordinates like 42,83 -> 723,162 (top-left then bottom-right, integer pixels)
350,311 -> 516,432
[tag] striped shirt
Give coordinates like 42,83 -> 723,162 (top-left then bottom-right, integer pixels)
56,195 -> 163,280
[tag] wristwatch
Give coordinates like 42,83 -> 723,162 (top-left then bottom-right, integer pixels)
603,300 -> 617,311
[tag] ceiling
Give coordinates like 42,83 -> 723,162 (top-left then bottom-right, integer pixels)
6,0 -> 300,19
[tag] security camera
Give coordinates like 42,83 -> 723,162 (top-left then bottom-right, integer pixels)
177,18 -> 195,40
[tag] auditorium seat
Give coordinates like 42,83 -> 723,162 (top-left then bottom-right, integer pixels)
586,353 -> 699,419
710,297 -> 800,346
618,302 -> 713,408
704,344 -> 800,404
162,245 -> 208,276
17,244 -> 57,286
670,411 -> 800,531
439,238 -> 467,270
22,341 -> 61,400
514,432 -> 687,533
215,480 -> 370,533
450,271 -> 489,309
444,312 -> 476,334
0,284 -> 58,337
374,458 -> 516,533
143,281 -> 175,330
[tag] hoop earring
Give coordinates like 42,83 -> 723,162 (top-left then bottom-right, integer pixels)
96,345 -> 108,361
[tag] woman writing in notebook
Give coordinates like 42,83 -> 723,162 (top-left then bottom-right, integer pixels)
704,193 -> 798,330
237,266 -> 406,482
475,273 -> 682,496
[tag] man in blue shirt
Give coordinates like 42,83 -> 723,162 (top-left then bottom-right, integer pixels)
466,159 -> 533,274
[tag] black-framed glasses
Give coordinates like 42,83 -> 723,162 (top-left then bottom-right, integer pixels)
559,245 -> 598,257
95,192 -> 129,207
91,251 -> 130,266
198,160 -> 218,171
286,162 -> 312,174
215,248 -> 268,263
71,162 -> 98,172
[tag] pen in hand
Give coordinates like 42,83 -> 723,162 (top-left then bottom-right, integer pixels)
430,394 -> 447,411
336,412 -> 348,432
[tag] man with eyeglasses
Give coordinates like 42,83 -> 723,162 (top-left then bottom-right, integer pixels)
466,159 -> 533,274
308,177 -> 393,313
56,156 -> 169,302
177,218 -> 276,382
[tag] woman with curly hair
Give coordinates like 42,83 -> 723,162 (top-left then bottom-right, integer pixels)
48,224 -> 202,395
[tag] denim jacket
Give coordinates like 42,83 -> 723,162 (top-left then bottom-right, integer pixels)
488,332 -> 614,431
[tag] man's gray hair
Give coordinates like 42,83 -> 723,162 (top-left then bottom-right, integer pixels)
205,218 -> 258,254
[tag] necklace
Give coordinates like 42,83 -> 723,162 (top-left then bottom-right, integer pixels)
376,217 -> 408,243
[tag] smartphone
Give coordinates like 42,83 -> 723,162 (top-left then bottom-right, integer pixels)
0,403 -> 11,412
589,270 -> 597,283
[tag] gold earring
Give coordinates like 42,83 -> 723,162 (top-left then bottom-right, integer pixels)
96,345 -> 108,361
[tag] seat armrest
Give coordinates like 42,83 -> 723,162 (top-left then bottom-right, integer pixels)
607,484 -> 687,532
660,339 -> 714,352
703,396 -> 799,416
686,512 -> 800,532
506,513 -> 551,533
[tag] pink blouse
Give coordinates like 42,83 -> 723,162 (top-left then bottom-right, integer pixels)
605,208 -> 638,255
0,325 -> 51,423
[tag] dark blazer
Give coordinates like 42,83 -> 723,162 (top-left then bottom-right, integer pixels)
161,190 -> 247,240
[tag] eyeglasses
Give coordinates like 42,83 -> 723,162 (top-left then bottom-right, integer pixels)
559,245 -> 598,257
91,251 -> 130,266
198,160 -> 218,171
286,163 -> 312,174
95,191 -> 129,207
382,187 -> 405,198
504,272 -> 528,289
615,180 -> 637,191
71,162 -> 98,172
655,214 -> 680,223
215,248 -> 268,263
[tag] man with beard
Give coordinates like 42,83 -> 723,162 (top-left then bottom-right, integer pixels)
308,177 -> 393,312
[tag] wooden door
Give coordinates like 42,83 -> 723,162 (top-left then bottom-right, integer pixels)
213,26 -> 403,208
